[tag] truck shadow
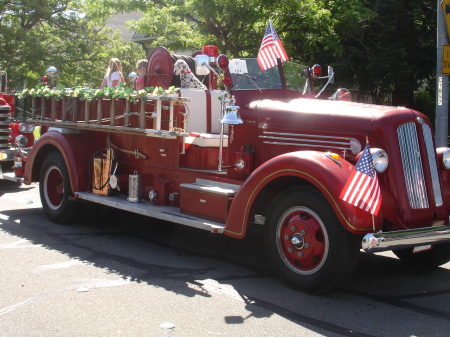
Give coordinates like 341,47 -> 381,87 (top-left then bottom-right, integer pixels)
2,206 -> 450,336
0,179 -> 34,196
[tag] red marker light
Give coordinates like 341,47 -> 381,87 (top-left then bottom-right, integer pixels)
202,45 -> 219,57
312,64 -> 322,77
217,54 -> 229,69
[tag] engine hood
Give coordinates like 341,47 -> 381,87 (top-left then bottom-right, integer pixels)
247,98 -> 424,134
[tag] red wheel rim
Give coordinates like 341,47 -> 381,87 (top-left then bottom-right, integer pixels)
276,206 -> 329,275
44,165 -> 64,210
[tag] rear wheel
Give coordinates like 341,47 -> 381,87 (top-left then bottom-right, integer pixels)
393,243 -> 450,268
265,186 -> 360,294
39,152 -> 78,224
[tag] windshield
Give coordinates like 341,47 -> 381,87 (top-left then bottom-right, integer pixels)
229,59 -> 308,92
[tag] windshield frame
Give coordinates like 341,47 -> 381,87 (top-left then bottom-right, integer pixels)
228,58 -> 308,93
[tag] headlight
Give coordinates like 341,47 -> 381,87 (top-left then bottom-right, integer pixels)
19,123 -> 27,132
441,148 -> 450,169
19,123 -> 35,133
14,135 -> 28,148
370,148 -> 388,173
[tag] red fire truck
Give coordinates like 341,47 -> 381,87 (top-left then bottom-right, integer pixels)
17,46 -> 450,293
0,72 -> 35,183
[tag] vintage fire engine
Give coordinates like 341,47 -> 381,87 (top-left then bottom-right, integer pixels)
17,46 -> 450,293
0,72 -> 35,182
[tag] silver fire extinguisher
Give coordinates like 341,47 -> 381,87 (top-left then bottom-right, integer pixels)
128,170 -> 142,203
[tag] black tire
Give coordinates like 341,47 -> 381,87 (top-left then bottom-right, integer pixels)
265,186 -> 360,294
39,152 -> 79,224
393,243 -> 450,268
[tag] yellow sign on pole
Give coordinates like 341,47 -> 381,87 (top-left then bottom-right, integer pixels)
442,0 -> 450,39
443,44 -> 450,74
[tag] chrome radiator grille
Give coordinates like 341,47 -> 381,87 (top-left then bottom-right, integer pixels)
397,122 -> 443,209
0,106 -> 11,150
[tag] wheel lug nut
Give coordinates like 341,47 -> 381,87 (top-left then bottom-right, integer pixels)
291,226 -> 296,231
300,230 -> 306,235
284,235 -> 289,240
288,248 -> 293,253
297,252 -> 303,257
304,243 -> 309,249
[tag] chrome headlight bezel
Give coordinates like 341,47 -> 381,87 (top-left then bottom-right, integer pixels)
370,148 -> 389,173
440,147 -> 450,169
14,134 -> 28,148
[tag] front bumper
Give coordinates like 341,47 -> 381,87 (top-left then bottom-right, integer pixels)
362,225 -> 450,253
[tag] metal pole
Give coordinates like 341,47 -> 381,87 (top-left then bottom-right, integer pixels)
436,0 -> 449,147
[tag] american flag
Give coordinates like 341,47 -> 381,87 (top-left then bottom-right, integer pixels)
257,21 -> 289,71
339,144 -> 382,215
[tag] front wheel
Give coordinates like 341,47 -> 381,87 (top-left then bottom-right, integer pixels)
265,186 -> 360,294
39,152 -> 78,224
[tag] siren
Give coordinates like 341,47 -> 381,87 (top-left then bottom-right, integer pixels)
202,45 -> 219,64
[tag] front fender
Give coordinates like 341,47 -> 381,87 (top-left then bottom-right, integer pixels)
24,130 -> 99,193
224,151 -> 383,238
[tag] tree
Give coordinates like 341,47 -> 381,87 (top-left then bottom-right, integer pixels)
110,0 -> 436,110
0,0 -> 145,88
327,0 -> 436,108
95,0 -> 334,58
1,0 -> 438,113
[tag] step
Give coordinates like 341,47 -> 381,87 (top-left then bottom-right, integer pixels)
2,172 -> 23,184
179,179 -> 241,222
74,191 -> 225,233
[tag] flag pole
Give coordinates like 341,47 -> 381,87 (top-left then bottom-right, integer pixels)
368,136 -> 375,231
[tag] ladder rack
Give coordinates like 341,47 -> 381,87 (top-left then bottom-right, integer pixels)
25,95 -> 190,137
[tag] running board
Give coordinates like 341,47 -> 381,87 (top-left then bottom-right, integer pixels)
74,191 -> 225,233
2,172 -> 23,184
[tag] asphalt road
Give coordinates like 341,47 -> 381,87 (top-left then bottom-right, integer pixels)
1,180 -> 450,337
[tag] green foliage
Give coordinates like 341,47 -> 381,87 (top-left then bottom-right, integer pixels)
414,84 -> 436,124
16,84 -> 178,104
1,0 -> 439,110
0,0 -> 145,90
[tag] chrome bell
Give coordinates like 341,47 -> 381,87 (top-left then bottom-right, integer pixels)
220,105 -> 243,125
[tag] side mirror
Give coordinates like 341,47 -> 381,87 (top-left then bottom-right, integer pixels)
327,66 -> 334,84
194,55 -> 210,76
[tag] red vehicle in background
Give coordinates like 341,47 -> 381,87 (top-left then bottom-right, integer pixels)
0,72 -> 35,183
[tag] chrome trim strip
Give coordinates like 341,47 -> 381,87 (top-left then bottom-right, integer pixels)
422,124 -> 443,206
362,225 -> 450,252
263,141 -> 351,151
262,131 -> 354,141
260,131 -> 360,154
260,135 -> 350,146
397,122 -> 429,209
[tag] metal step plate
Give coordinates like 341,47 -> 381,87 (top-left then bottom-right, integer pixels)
1,172 -> 23,184
75,191 -> 225,233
